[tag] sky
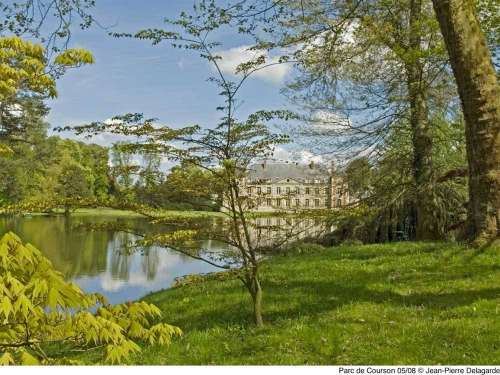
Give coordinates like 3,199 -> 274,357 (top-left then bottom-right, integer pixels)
48,0 -> 293,148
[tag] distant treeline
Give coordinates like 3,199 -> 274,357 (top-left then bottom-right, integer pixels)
0,98 -> 220,212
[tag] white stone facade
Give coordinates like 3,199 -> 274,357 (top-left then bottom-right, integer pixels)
238,161 -> 349,212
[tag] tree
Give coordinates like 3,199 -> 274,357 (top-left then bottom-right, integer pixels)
0,36 -> 93,157
345,157 -> 372,199
0,232 -> 181,365
61,4 -> 309,327
226,0 -> 456,240
431,0 -> 500,244
159,161 -> 222,211
55,157 -> 92,215
134,153 -> 164,207
0,124 -> 112,213
110,142 -> 139,202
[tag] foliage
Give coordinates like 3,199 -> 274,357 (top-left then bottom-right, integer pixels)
475,0 -> 500,69
332,112 -> 468,243
0,0 -> 97,66
0,129 -> 111,210
0,36 -> 55,99
0,36 -> 93,101
0,232 -> 181,365
345,157 -> 372,198
0,36 -> 92,160
155,161 -> 223,211
55,157 -> 93,213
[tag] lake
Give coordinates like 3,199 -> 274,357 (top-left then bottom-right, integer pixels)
0,215 -> 227,304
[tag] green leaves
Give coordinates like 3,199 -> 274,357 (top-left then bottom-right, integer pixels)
0,232 -> 181,365
0,352 -> 15,366
0,36 -> 56,100
0,36 -> 94,101
53,48 -> 95,67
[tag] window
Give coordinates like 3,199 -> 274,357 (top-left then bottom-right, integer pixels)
315,188 -> 320,195
286,199 -> 290,207
257,186 -> 261,194
266,218 -> 271,225
276,199 -> 281,207
295,187 -> 300,194
305,187 -> 310,195
286,187 -> 290,194
266,198 -> 272,206
247,187 -> 252,195
305,199 -> 310,207
267,187 -> 272,194
295,199 -> 300,206
337,198 -> 342,207
337,187 -> 342,195
315,199 -> 320,207
276,187 -> 281,194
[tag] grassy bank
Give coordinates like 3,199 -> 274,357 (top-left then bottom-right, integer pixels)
88,241 -> 500,364
24,207 -> 224,219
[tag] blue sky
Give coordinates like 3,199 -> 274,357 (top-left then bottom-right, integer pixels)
48,0 -> 291,142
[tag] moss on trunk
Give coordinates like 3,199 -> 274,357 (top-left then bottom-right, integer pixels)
432,0 -> 500,244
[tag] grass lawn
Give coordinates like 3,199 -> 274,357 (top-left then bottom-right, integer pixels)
87,241 -> 500,365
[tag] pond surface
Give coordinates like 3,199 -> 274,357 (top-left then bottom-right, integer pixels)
0,215 -> 227,304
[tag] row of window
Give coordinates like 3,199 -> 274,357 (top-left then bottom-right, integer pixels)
258,198 -> 342,208
254,217 -> 323,226
246,186 -> 339,196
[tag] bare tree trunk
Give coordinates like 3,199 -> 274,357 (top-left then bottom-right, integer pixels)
407,0 -> 440,240
248,271 -> 264,327
432,0 -> 500,244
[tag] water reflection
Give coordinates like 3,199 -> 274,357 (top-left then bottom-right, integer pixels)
247,216 -> 331,249
0,215 -> 226,304
0,214 -> 331,304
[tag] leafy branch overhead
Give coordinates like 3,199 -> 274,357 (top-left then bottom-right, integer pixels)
0,37 -> 94,101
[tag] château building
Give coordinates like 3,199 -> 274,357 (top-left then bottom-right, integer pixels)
239,161 -> 350,212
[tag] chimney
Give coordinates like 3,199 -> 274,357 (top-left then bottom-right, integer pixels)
330,160 -> 336,174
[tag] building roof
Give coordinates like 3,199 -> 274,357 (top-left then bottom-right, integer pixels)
247,162 -> 331,183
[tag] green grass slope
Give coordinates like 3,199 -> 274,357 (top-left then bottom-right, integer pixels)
97,242 -> 500,364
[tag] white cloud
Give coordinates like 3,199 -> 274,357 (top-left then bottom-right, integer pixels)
272,146 -> 324,164
215,45 -> 291,85
103,118 -> 122,125
309,110 -> 351,132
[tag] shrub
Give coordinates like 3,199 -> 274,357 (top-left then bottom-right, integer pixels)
0,232 -> 181,365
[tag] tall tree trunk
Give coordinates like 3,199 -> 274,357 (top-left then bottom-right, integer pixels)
407,0 -> 441,240
432,0 -> 500,244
